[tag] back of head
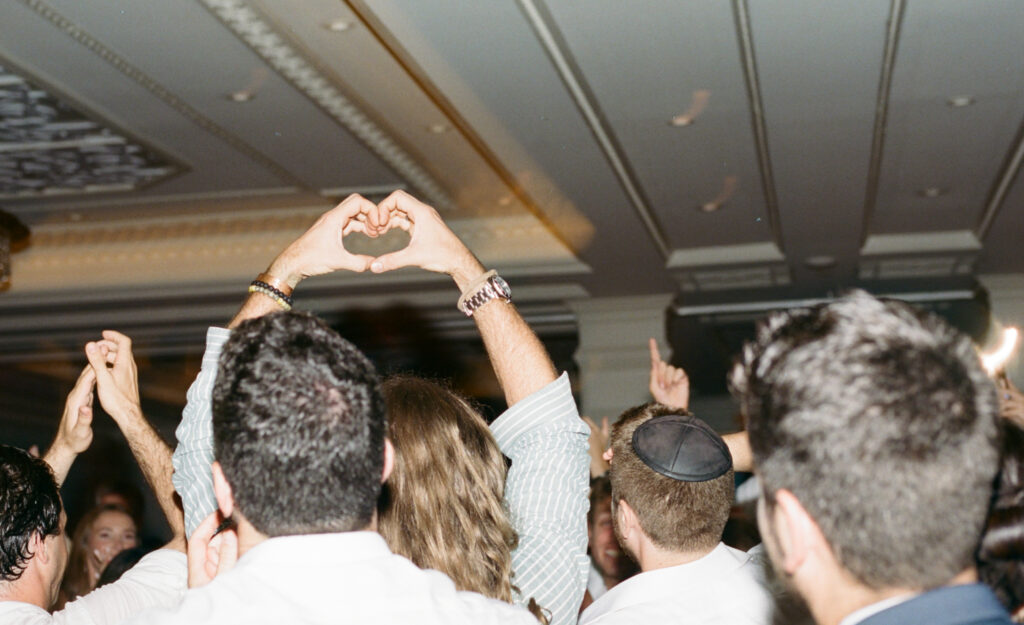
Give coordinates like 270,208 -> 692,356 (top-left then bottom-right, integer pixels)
212,311 -> 386,536
978,421 -> 1024,614
609,403 -> 734,554
731,290 -> 1001,590
0,445 -> 61,583
377,375 -> 516,602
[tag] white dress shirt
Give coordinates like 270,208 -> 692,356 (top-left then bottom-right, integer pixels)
578,543 -> 772,625
124,532 -> 538,625
0,549 -> 186,625
172,327 -> 590,625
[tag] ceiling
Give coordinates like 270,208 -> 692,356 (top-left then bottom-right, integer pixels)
1,0 -> 1023,371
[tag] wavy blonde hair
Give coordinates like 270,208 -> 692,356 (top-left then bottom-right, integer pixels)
378,375 -> 518,601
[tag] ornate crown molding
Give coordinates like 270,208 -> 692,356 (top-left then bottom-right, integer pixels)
199,0 -> 455,211
16,0 -> 306,188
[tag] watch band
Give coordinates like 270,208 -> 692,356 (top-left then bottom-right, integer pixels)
457,271 -> 511,316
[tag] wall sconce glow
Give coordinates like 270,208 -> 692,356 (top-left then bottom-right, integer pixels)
427,123 -> 450,134
669,89 -> 711,127
228,90 -> 254,102
981,327 -> 1019,375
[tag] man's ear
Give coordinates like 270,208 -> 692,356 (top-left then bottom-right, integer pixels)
30,532 -> 49,565
381,438 -> 395,484
615,498 -> 639,541
211,461 -> 235,519
771,488 -> 823,575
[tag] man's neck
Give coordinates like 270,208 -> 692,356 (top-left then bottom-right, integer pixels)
0,579 -> 49,611
808,568 -> 978,625
638,541 -> 717,573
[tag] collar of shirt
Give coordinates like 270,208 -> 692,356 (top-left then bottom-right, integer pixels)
579,542 -> 749,623
234,530 -> 391,570
838,593 -> 916,625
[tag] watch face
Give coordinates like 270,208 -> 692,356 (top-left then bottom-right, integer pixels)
492,276 -> 511,298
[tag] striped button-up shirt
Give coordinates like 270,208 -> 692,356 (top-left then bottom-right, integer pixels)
171,327 -> 590,625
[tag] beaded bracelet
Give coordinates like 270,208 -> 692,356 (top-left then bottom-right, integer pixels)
250,280 -> 293,307
248,284 -> 293,311
256,272 -> 294,298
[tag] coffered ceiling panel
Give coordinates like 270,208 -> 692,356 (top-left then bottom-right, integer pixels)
750,0 -> 889,283
543,1 -> 771,250
872,0 -> 1024,235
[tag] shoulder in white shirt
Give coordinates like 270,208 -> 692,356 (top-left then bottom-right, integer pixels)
579,543 -> 772,625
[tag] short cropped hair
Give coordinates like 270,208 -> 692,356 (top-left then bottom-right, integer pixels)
0,445 -> 62,581
730,291 -> 1000,590
609,403 -> 734,553
212,311 -> 386,536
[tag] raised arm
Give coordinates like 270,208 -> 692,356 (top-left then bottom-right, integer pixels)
172,194 -> 376,536
85,332 -> 185,551
43,366 -> 97,485
369,190 -> 589,625
368,190 -> 556,405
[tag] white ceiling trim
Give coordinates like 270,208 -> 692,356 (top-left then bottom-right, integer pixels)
731,0 -> 784,251
666,241 -> 785,268
861,0 -> 906,247
976,114 -> 1024,238
199,0 -> 454,211
516,0 -> 670,258
861,230 -> 981,255
14,0 -> 306,188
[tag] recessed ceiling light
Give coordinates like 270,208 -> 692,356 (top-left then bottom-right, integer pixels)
228,90 -> 254,103
427,123 -> 450,134
917,187 -> 947,198
946,95 -> 975,108
497,195 -> 513,207
669,114 -> 695,127
324,19 -> 353,32
804,255 -> 837,269
697,201 -> 720,213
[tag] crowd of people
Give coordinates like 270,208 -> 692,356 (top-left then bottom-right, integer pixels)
1,190 -> 1022,625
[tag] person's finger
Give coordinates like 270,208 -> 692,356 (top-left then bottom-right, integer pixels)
85,342 -> 116,387
77,405 -> 93,428
369,248 -> 417,274
347,254 -> 375,273
27,445 -> 40,458
215,528 -> 239,575
601,417 -> 610,437
582,416 -> 598,432
649,338 -> 661,368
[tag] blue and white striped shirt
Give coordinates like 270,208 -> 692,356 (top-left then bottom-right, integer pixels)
171,327 -> 590,625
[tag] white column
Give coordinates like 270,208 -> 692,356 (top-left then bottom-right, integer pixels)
980,273 -> 1024,388
568,294 -> 675,419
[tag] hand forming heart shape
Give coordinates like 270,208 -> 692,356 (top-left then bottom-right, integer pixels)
266,191 -> 484,291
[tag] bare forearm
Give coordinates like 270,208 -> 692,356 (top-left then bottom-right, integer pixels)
42,440 -> 76,486
451,260 -> 557,406
111,405 -> 185,540
723,430 -> 753,473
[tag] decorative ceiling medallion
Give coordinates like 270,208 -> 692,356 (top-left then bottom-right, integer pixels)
0,65 -> 178,199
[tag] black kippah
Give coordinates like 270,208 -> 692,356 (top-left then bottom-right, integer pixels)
631,414 -> 732,482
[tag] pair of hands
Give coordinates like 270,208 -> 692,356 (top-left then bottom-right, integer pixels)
53,331 -> 140,457
582,338 -> 690,476
269,190 -> 481,290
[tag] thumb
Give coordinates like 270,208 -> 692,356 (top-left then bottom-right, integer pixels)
85,343 -> 114,387
216,528 -> 239,575
369,248 -> 415,274
77,405 -> 93,426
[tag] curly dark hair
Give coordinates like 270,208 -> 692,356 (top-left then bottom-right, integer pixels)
0,444 -> 62,581
212,311 -> 386,537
